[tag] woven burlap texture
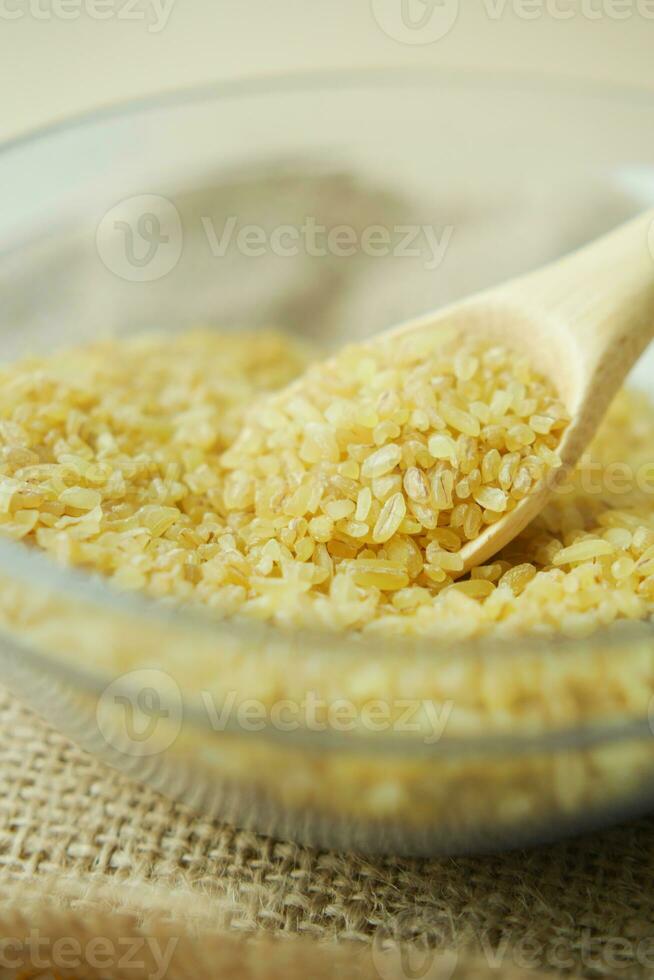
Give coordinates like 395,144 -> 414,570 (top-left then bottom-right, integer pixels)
0,684 -> 653,980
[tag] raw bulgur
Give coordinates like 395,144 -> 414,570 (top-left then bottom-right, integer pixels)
219,330 -> 569,626
1,326 -> 654,643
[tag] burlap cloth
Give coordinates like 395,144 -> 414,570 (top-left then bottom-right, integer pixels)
0,684 -> 653,980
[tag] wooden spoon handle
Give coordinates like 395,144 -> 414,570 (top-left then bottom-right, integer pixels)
503,208 -> 654,417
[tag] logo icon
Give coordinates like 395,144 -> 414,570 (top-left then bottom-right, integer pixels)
371,0 -> 459,44
96,668 -> 183,758
372,916 -> 458,980
96,194 -> 183,282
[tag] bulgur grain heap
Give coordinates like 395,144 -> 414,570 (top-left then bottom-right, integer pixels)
221,330 -> 568,604
0,329 -> 309,600
3,326 -> 654,641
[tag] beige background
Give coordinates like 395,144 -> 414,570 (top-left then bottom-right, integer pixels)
0,0 -> 653,143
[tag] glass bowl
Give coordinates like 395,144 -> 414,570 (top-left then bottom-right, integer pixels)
1,69 -> 654,856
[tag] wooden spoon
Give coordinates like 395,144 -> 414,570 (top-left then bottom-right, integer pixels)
266,209 -> 654,573
383,208 -> 654,571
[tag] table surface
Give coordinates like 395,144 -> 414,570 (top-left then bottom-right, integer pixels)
0,0 -> 653,144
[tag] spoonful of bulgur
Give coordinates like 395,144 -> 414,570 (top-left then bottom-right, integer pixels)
221,209 -> 654,588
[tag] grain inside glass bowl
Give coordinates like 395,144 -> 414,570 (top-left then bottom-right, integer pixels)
2,326 -> 654,643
